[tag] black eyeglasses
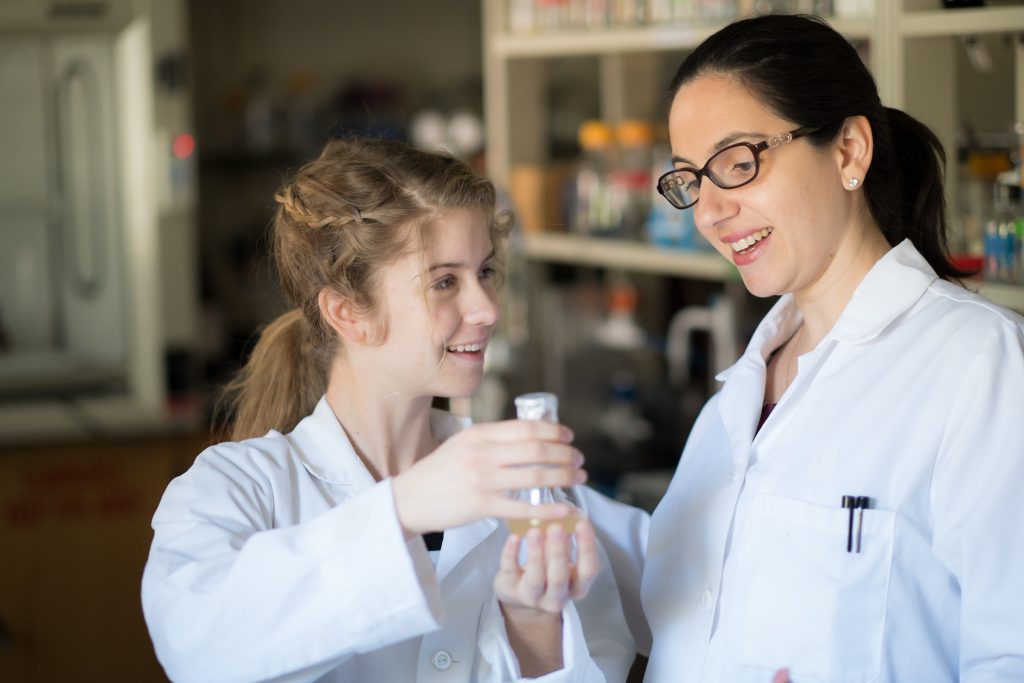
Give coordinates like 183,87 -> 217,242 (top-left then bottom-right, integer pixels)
656,126 -> 822,210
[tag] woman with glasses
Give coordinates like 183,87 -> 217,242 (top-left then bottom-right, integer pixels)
641,13 -> 1024,683
141,138 -> 646,682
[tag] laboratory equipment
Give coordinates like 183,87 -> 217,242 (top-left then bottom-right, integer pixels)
505,392 -> 587,536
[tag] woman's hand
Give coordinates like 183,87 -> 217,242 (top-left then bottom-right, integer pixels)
391,420 -> 586,536
773,668 -> 791,683
492,520 -> 600,677
493,519 -> 599,613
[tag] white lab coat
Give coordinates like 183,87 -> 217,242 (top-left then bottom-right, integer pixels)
642,240 -> 1024,683
142,398 -> 648,683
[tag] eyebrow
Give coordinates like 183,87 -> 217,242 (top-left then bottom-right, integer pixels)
425,249 -> 497,274
671,130 -> 767,166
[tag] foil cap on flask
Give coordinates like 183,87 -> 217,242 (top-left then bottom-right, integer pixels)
514,392 -> 559,423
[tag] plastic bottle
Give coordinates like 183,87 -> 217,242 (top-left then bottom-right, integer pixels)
613,120 -> 655,241
984,179 -> 1018,283
508,0 -> 535,33
573,120 -> 619,237
646,142 -> 700,249
505,392 -> 587,536
595,275 -> 646,350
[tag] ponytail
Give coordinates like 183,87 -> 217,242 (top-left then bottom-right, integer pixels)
870,108 -> 971,280
219,308 -> 328,441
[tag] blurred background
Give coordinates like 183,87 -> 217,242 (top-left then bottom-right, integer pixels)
2,0 -> 1023,679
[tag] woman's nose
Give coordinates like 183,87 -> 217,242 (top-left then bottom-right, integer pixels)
692,178 -> 738,231
463,283 -> 499,327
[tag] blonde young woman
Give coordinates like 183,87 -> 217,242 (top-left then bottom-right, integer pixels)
141,139 -> 646,683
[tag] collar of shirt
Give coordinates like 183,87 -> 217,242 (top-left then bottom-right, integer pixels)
709,240 -> 939,471
281,398 -> 496,581
716,238 -> 938,386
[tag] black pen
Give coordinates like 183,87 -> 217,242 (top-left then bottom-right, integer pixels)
842,495 -> 856,552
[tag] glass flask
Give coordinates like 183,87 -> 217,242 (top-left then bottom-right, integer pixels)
505,392 -> 587,536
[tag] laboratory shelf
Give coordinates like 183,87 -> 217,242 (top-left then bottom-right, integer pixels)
523,232 -> 735,281
493,16 -> 874,58
900,6 -> 1024,38
977,281 -> 1024,313
524,233 -> 1024,312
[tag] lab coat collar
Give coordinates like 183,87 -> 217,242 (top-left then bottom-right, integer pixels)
828,239 -> 937,344
286,396 -> 471,489
287,397 -> 498,582
711,239 -> 937,469
712,295 -> 803,471
436,516 -> 501,583
715,238 -> 936,385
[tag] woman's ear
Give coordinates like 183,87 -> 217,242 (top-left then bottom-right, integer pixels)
836,115 -> 873,190
318,287 -> 367,343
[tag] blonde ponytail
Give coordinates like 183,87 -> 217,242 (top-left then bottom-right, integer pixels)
220,309 -> 328,440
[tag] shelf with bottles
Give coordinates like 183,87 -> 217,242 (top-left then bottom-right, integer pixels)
499,0 -> 876,39
523,232 -> 1024,311
493,14 -> 874,57
485,0 -> 1024,317
900,5 -> 1024,38
483,1 -> 877,193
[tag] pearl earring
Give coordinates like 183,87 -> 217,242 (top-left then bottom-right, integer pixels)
848,177 -> 860,189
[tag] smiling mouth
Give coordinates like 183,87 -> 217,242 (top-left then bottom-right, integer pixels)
730,227 -> 773,253
446,341 -> 486,353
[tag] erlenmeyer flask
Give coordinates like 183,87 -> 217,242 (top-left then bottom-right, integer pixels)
505,392 -> 587,536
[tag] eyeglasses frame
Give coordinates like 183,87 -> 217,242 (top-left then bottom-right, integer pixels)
656,125 -> 823,210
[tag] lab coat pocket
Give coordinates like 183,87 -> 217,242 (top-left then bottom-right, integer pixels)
734,494 -> 895,683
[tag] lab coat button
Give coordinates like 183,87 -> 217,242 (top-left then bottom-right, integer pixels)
432,649 -> 453,671
702,587 -> 714,610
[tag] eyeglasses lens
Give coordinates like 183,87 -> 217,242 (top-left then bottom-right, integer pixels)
659,144 -> 759,209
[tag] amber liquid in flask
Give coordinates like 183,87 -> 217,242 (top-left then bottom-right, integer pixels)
505,392 -> 586,536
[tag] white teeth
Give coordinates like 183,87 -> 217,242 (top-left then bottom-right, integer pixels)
730,227 -> 772,252
447,342 -> 484,353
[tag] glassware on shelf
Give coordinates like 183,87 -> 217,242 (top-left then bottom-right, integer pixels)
573,120 -> 621,238
613,120 -> 655,242
505,392 -> 587,536
646,142 -> 707,251
984,177 -> 1022,284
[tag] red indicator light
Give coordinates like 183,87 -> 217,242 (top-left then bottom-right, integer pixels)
172,133 -> 195,159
